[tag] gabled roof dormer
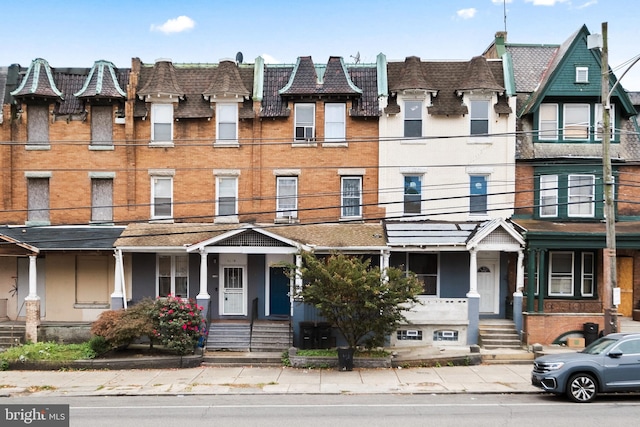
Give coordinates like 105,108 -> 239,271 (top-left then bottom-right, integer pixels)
10,58 -> 63,101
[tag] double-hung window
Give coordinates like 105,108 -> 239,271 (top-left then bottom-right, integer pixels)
539,175 -> 558,217
216,103 -> 238,143
151,176 -> 173,219
276,176 -> 298,219
324,103 -> 346,142
568,174 -> 595,217
403,175 -> 422,215
469,175 -> 488,215
158,254 -> 188,298
151,104 -> 173,143
563,104 -> 590,140
390,252 -> 438,296
538,103 -> 559,140
581,253 -> 594,296
470,100 -> 489,136
341,176 -> 362,218
595,103 -> 615,141
216,176 -> 238,222
404,101 -> 422,138
549,252 -> 574,296
295,103 -> 315,141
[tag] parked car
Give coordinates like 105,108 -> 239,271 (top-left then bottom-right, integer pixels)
532,333 -> 640,402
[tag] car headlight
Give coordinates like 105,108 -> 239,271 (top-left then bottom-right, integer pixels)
545,362 -> 565,370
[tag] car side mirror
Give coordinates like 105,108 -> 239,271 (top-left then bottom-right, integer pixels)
608,350 -> 623,358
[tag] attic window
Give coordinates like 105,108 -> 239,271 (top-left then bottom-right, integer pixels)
575,67 -> 589,83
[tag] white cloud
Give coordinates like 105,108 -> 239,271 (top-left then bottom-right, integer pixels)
577,0 -> 598,9
261,54 -> 280,64
150,16 -> 196,34
456,8 -> 477,19
524,0 -> 569,5
491,0 -> 513,4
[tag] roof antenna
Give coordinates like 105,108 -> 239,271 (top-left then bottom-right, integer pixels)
350,51 -> 360,64
236,51 -> 244,64
503,0 -> 507,33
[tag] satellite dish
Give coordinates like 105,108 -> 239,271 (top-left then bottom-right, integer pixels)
351,51 -> 360,64
236,52 -> 244,64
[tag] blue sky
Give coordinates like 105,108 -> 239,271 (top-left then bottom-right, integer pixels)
4,0 -> 640,90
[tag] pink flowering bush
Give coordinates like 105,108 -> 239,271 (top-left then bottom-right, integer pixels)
151,295 -> 206,355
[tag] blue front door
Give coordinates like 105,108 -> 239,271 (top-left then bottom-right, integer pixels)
269,266 -> 290,316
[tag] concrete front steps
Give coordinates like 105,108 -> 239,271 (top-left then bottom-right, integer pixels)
0,323 -> 25,350
206,321 -> 291,353
478,320 -> 524,351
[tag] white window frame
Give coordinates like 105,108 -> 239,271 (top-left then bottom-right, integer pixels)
539,175 -> 558,217
567,174 -> 595,218
151,104 -> 173,145
215,175 -> 238,223
403,100 -> 422,138
216,103 -> 238,144
157,254 -> 189,298
294,103 -> 315,142
581,252 -> 594,297
563,104 -> 590,140
576,66 -> 589,83
549,251 -> 574,297
538,103 -> 559,140
324,103 -> 346,143
469,99 -> 490,137
341,176 -> 362,219
595,103 -> 615,141
276,176 -> 298,219
151,176 -> 173,220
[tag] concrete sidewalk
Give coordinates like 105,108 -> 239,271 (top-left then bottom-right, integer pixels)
0,363 -> 540,397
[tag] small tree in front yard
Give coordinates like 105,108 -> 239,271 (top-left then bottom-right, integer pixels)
293,251 -> 423,350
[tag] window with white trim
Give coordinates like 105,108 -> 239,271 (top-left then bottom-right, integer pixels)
151,104 -> 173,143
276,176 -> 298,219
539,175 -> 558,217
157,254 -> 188,298
575,66 -> 589,83
295,103 -> 315,141
341,176 -> 362,218
538,103 -> 558,140
324,103 -> 346,142
151,176 -> 172,219
470,100 -> 489,136
404,175 -> 422,215
549,252 -> 574,296
91,178 -> 113,223
216,176 -> 238,221
568,174 -> 595,217
404,101 -> 422,138
581,252 -> 594,296
563,104 -> 590,140
595,103 -> 615,141
216,103 -> 238,143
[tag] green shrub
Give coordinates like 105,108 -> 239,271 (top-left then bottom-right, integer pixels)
87,335 -> 110,355
151,295 -> 205,355
91,299 -> 157,349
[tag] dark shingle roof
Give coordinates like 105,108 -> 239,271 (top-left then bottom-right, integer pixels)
10,58 -> 63,100
0,226 -> 125,250
348,65 -> 380,117
74,60 -> 127,99
202,60 -> 250,99
260,65 -> 293,117
0,67 -> 7,106
279,56 -> 362,96
505,45 -> 558,93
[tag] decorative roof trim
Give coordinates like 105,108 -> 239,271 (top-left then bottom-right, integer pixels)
74,60 -> 126,98
10,58 -> 63,99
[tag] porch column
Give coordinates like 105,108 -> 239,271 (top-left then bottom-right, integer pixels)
197,249 -> 211,322
527,249 -> 536,312
25,255 -> 40,343
467,248 -> 480,345
381,249 -> 390,281
111,250 -> 124,310
513,249 -> 525,339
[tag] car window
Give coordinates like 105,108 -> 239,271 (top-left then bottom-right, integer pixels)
582,337 -> 618,354
613,339 -> 640,355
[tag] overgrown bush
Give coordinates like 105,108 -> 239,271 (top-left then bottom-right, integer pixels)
151,295 -> 205,355
91,298 -> 157,349
87,335 -> 110,355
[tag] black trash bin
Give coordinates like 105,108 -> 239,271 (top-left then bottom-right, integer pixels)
300,322 -> 316,349
316,323 -> 332,349
584,322 -> 599,346
337,347 -> 354,371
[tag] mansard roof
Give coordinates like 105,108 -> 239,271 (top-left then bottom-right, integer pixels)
74,60 -> 126,99
387,56 -> 508,116
10,58 -> 63,100
135,59 -> 254,119
279,56 -> 362,97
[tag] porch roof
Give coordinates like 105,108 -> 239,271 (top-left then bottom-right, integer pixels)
513,219 -> 640,249
0,226 -> 125,251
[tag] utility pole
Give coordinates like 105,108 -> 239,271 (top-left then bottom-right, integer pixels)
600,22 -> 618,334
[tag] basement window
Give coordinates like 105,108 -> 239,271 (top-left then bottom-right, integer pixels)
433,330 -> 459,342
397,330 -> 423,341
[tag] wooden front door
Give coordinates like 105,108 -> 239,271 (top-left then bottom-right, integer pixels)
617,257 -> 633,316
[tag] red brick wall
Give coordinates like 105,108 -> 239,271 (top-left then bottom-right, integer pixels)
523,313 -> 607,345
514,164 -> 534,216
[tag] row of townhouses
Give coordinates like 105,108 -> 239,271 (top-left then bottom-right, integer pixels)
0,25 -> 638,351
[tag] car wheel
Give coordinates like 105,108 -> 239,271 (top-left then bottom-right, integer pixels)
567,373 -> 597,403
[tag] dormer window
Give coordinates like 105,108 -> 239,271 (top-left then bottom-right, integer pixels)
575,66 -> 589,83
404,101 -> 422,138
294,103 -> 315,142
216,103 -> 238,144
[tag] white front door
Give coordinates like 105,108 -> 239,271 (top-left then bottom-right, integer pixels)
222,266 -> 245,315
477,260 -> 498,314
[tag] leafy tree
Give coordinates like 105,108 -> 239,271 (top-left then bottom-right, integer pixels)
292,251 -> 423,349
